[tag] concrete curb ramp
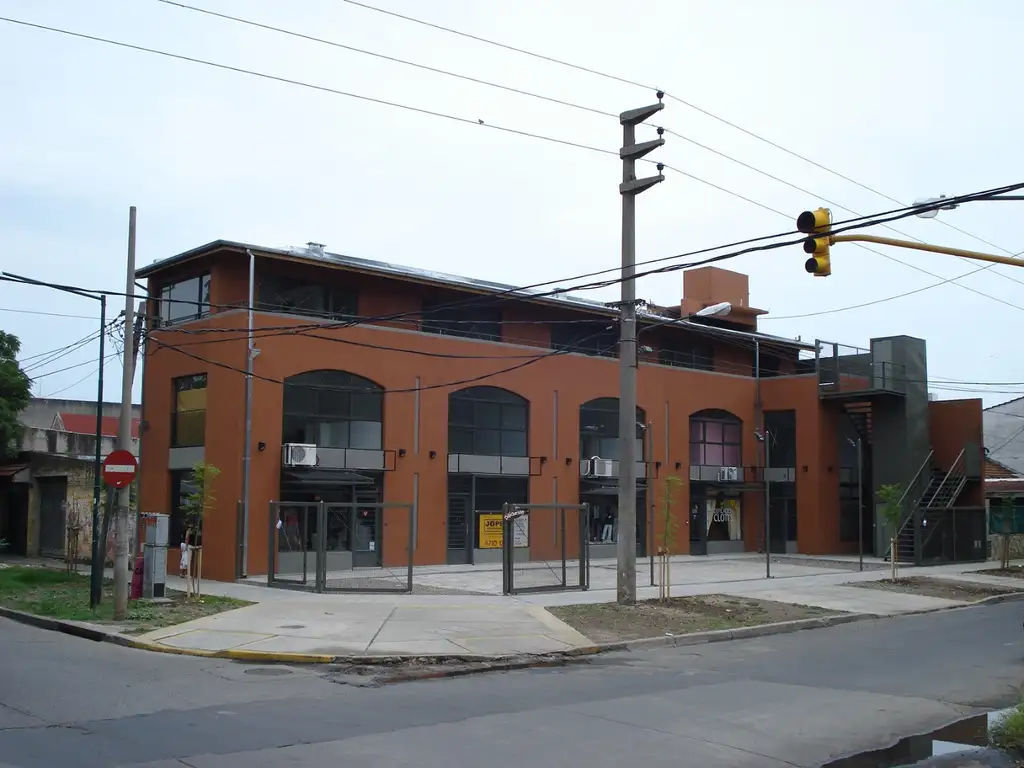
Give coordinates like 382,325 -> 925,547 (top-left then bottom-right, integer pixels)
2,591 -> 1023,678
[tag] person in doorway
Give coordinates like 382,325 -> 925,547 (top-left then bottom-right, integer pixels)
601,506 -> 616,543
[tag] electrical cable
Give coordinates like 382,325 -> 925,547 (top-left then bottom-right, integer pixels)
0,306 -> 99,320
160,1 -> 1024,296
41,365 -> 102,398
333,0 -> 1024,274
29,351 -> 120,380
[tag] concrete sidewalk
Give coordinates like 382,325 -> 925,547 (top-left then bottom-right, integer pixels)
126,556 -> 1024,660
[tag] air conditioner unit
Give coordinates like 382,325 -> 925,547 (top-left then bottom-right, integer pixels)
718,466 -> 740,482
283,443 -> 318,467
590,458 -> 615,478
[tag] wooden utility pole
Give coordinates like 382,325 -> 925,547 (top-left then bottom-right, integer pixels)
113,206 -> 137,619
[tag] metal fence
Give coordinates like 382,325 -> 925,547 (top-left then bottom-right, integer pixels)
267,500 -> 414,593
917,506 -> 987,565
989,504 -> 1024,535
501,503 -> 590,595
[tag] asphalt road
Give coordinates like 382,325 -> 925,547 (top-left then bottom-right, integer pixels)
1,602 -> 1023,768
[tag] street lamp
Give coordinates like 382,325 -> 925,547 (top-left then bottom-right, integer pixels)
915,193 -> 1024,218
3,272 -> 108,607
847,437 -> 863,571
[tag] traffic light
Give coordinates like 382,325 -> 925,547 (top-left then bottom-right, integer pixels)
797,207 -> 832,277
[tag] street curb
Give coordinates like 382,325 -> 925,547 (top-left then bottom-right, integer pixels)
3,588 -> 1024,672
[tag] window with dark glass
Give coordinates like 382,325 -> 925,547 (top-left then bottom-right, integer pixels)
172,374 -> 207,447
282,370 -> 383,450
257,273 -> 358,320
657,338 -> 714,371
690,410 -> 742,466
579,397 -> 645,460
169,469 -> 198,547
448,387 -> 528,456
421,303 -> 502,342
159,274 -> 211,326
551,321 -> 618,358
764,410 -> 796,467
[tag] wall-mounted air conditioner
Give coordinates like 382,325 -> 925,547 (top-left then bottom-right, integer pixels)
589,457 -> 615,478
718,466 -> 740,482
283,443 -> 318,467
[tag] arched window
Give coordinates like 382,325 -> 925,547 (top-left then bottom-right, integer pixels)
689,408 -> 741,466
579,397 -> 646,460
448,386 -> 529,457
282,370 -> 383,450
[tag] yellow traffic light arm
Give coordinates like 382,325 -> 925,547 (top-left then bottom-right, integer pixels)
831,234 -> 1024,269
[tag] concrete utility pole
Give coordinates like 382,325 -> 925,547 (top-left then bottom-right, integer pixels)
113,206 -> 137,620
616,95 -> 665,606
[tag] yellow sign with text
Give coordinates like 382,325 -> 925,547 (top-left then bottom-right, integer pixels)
478,514 -> 504,549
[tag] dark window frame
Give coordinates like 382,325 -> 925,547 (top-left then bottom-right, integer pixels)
551,320 -> 619,358
657,337 -> 714,371
690,410 -> 742,467
420,302 -> 503,342
171,373 -> 207,448
448,386 -> 529,457
578,398 -> 646,461
169,468 -> 198,547
257,271 -> 358,321
159,274 -> 211,326
282,370 -> 384,450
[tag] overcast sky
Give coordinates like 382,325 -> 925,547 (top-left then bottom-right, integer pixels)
1,0 -> 1022,410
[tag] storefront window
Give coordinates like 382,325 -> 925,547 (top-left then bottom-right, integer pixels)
706,498 -> 742,541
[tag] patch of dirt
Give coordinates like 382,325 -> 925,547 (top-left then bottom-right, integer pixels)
976,567 -> 1024,580
850,576 -> 1024,602
548,595 -> 834,644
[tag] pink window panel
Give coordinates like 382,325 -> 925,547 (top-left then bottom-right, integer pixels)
690,442 -> 704,465
704,421 -> 724,442
704,443 -> 724,466
723,423 -> 741,444
723,444 -> 741,466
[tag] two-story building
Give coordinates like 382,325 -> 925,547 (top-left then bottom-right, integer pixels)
136,240 -> 986,582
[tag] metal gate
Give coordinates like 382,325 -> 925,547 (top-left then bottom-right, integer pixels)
267,500 -> 414,593
502,502 -> 590,595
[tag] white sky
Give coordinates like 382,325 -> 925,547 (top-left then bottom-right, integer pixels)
1,0 -> 1022,408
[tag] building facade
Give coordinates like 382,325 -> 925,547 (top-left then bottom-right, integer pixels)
136,240 -> 986,581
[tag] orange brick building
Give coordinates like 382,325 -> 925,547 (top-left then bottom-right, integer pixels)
136,240 -> 986,581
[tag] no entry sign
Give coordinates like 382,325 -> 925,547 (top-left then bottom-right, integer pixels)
102,449 -> 138,488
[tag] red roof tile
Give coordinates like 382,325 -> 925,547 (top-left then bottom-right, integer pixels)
57,413 -> 140,440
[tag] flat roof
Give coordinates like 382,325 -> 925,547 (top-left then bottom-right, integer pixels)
137,239 -> 815,351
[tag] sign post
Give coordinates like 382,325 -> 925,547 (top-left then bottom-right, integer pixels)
102,449 -> 138,489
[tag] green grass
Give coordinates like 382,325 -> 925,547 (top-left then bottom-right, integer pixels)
0,565 -> 251,633
990,702 -> 1024,756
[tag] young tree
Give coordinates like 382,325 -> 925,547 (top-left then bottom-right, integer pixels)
0,331 -> 32,459
657,476 -> 683,600
182,461 -> 220,598
877,483 -> 905,581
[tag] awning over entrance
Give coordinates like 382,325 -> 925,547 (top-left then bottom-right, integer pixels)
281,468 -> 376,490
0,463 -> 29,479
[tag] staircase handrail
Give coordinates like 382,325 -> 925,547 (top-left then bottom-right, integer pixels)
926,448 -> 966,509
885,449 -> 934,561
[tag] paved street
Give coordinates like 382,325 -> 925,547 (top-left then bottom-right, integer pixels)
2,600 -> 1023,767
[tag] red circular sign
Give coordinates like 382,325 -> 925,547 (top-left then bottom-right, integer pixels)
102,449 -> 138,488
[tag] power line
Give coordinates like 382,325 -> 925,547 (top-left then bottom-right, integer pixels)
29,351 -> 119,380
160,0 -> 1024,302
0,306 -> 99,320
333,0 -> 1024,275
41,365 -> 102,398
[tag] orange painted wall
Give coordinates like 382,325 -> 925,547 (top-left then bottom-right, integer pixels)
929,399 -> 985,507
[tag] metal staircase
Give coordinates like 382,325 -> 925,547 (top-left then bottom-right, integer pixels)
843,401 -> 873,444
885,448 -> 969,564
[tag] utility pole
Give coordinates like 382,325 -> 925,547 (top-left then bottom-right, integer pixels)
90,294 -> 106,609
616,94 -> 665,605
113,206 -> 137,619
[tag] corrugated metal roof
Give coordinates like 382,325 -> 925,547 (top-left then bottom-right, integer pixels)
136,239 -> 815,350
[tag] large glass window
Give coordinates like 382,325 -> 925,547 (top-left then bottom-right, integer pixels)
657,338 -> 714,371
551,320 -> 619,358
282,370 -> 383,450
159,274 -> 211,326
706,498 -> 742,541
448,386 -> 528,456
764,410 -> 797,467
421,303 -> 502,342
169,469 -> 199,547
258,273 -> 357,320
579,397 -> 645,460
690,409 -> 742,466
172,374 -> 207,447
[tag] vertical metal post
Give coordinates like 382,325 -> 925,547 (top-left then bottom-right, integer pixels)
113,206 -> 136,619
90,295 -> 107,609
616,97 -> 665,605
764,430 -> 772,579
645,423 -> 655,587
857,437 -> 864,571
241,250 -> 256,577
